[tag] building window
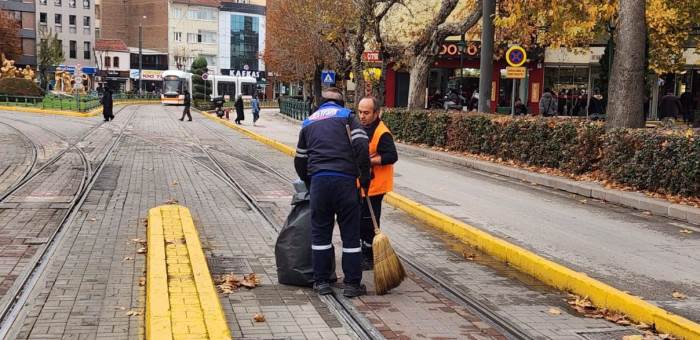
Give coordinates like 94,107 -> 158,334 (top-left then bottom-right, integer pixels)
40,12 -> 47,25
40,0 -> 47,5
22,38 -> 36,56
55,14 -> 62,25
21,12 -> 35,30
187,7 -> 215,21
230,15 -> 260,71
187,33 -> 197,44
83,0 -> 90,9
69,15 -> 76,26
198,30 -> 216,44
69,40 -> 77,59
114,57 -> 120,68
173,7 -> 182,18
174,32 -> 182,42
105,56 -> 111,67
69,0 -> 76,8
55,0 -> 61,6
95,27 -> 100,38
83,16 -> 90,27
95,4 -> 101,19
83,41 -> 90,59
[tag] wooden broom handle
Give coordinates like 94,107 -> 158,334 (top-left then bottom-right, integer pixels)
361,188 -> 381,235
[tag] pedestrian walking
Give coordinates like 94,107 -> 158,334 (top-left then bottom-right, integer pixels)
659,91 -> 682,120
251,94 -> 261,126
294,87 -> 371,298
101,87 -> 114,121
357,97 -> 397,271
539,88 -> 558,117
234,95 -> 245,124
179,90 -> 192,121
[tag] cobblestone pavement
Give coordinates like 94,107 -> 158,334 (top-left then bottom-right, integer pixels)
243,108 -> 700,324
0,122 -> 34,195
0,105 -> 642,339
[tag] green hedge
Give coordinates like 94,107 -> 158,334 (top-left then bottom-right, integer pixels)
382,109 -> 699,198
0,78 -> 43,96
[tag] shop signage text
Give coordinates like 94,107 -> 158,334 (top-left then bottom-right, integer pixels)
362,51 -> 382,63
130,69 -> 164,81
505,66 -> 526,79
230,70 -> 262,78
440,43 -> 480,57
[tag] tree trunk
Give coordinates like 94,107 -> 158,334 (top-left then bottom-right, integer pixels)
407,54 -> 431,109
606,0 -> 646,129
478,0 -> 495,113
312,66 -> 322,105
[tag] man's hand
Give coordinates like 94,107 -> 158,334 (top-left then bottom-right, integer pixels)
370,154 -> 382,165
360,177 -> 371,195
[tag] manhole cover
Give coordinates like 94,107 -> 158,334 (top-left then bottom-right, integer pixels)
207,256 -> 252,275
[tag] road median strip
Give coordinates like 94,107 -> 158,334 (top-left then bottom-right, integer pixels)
147,205 -> 231,340
0,100 -> 158,118
201,110 -> 700,339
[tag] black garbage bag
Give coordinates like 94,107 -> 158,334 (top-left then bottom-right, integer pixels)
275,181 -> 336,287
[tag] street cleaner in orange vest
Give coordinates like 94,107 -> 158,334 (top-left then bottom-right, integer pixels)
357,97 -> 398,271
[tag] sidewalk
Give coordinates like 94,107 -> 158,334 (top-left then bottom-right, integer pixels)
240,108 -> 700,324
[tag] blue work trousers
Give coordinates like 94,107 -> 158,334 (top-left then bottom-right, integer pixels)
310,175 -> 362,284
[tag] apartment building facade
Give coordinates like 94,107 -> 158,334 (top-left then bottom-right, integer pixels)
168,0 -> 220,72
1,0 -> 37,66
35,0 -> 96,67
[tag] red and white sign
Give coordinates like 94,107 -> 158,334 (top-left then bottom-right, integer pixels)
440,43 -> 479,57
362,51 -> 382,63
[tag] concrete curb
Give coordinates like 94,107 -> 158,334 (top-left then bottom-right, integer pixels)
214,111 -> 700,339
396,143 -> 700,226
146,205 -> 231,340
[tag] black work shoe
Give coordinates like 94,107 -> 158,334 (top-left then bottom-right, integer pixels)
313,281 -> 333,295
343,283 -> 367,298
361,257 -> 374,271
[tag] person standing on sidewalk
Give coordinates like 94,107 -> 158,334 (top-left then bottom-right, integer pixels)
294,87 -> 371,298
234,95 -> 245,124
101,88 -> 114,121
251,94 -> 261,126
179,90 -> 192,121
357,97 -> 398,271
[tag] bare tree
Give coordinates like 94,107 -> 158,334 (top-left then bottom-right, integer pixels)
405,0 -> 483,109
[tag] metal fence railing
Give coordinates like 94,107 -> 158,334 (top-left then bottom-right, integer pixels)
279,97 -> 311,121
0,93 -> 160,112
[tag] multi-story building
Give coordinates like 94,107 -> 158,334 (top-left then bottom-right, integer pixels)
99,0 -> 169,53
218,0 -> 265,77
0,0 -> 37,67
35,0 -> 96,68
168,0 -> 220,72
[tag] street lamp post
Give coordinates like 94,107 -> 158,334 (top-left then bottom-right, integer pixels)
457,35 -> 467,108
139,16 -> 146,95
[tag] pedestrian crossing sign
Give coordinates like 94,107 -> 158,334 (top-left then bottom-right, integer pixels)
321,70 -> 336,85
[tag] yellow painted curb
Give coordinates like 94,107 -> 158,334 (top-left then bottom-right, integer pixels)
0,100 -> 158,118
202,110 -> 700,340
147,205 -> 232,340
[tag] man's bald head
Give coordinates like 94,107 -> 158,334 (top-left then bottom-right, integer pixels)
358,97 -> 380,127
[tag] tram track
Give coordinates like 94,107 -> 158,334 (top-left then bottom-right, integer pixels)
0,106 -> 139,338
193,115 -> 533,340
0,121 -> 38,200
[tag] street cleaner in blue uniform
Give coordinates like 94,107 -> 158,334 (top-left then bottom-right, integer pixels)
294,87 -> 371,298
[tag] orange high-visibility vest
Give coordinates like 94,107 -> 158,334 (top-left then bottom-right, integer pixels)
366,121 -> 394,197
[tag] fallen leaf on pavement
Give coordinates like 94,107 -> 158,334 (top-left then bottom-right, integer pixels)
171,180 -> 179,186
579,199 -> 588,204
165,198 -> 179,205
241,273 -> 261,288
547,307 -> 561,315
126,309 -> 142,316
253,313 -> 265,322
680,229 -> 693,234
642,211 -> 652,215
137,247 -> 147,254
672,291 -> 687,300
139,277 -> 146,286
462,251 -> 477,261
88,218 -> 97,222
622,336 -> 642,340
122,257 -> 133,261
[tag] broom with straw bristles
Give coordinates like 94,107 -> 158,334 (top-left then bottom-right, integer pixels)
345,124 -> 405,295
363,193 -> 405,295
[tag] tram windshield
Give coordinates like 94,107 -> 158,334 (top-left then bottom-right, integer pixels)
163,77 -> 181,94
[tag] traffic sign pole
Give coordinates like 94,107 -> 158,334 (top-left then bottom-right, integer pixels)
511,80 -> 516,116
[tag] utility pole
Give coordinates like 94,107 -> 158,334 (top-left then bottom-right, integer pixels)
139,16 -> 146,95
478,0 -> 496,113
